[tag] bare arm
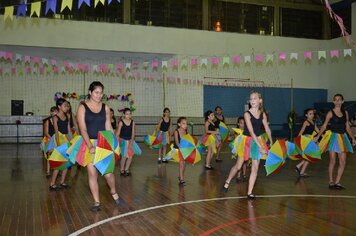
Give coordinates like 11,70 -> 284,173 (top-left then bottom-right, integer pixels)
53,116 -> 60,144
66,114 -> 71,135
44,119 -> 50,138
262,112 -> 273,145
298,121 -> 309,137
345,111 -> 356,145
131,121 -> 136,141
315,111 -> 332,140
174,130 -> 180,147
115,121 -> 123,138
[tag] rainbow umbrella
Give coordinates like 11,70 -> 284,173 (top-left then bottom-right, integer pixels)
151,132 -> 163,149
294,135 -> 321,163
201,134 -> 217,153
265,139 -> 287,175
48,143 -> 72,170
93,131 -> 120,175
179,134 -> 201,165
67,136 -> 96,166
318,130 -> 332,153
286,141 -> 302,160
144,133 -> 156,147
232,128 -> 243,136
46,132 -> 72,152
218,122 -> 229,142
40,136 -> 51,159
164,145 -> 183,162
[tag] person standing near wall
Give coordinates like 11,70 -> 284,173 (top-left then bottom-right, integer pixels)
315,94 -> 356,190
77,81 -> 120,212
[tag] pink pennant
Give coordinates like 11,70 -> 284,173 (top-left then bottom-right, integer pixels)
255,54 -> 264,62
233,56 -> 241,64
32,57 -> 41,65
152,60 -> 159,69
191,58 -> 198,65
24,56 -> 31,64
304,51 -> 312,60
278,52 -> 286,60
25,67 -> 32,74
170,59 -> 178,67
11,67 -> 16,75
116,63 -> 123,71
63,61 -> 70,68
330,50 -> 339,58
53,66 -> 59,74
51,59 -> 57,66
0,51 -> 5,59
211,57 -> 219,65
5,52 -> 13,61
38,67 -> 45,74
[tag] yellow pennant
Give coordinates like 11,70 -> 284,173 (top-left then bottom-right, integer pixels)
31,2 -> 41,17
4,6 -> 14,21
95,0 -> 106,7
61,0 -> 73,12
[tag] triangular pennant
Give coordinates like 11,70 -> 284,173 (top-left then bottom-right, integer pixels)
4,6 -> 14,21
61,0 -> 73,12
31,2 -> 41,17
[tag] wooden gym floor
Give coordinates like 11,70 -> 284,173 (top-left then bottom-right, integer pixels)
0,143 -> 356,235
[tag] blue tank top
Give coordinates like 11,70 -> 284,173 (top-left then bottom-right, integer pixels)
160,118 -> 170,132
330,110 -> 346,134
243,111 -> 263,136
56,115 -> 69,134
119,120 -> 133,140
303,120 -> 315,135
84,103 -> 106,139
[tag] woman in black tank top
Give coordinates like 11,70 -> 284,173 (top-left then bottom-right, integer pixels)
49,98 -> 71,191
295,108 -> 320,177
77,81 -> 120,211
315,94 -> 356,189
156,107 -> 172,164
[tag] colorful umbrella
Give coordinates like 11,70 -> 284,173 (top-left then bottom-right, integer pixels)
164,145 -> 183,162
179,134 -> 201,165
201,134 -> 218,153
286,141 -> 302,160
48,143 -> 72,170
265,139 -> 287,175
318,130 -> 332,153
40,136 -> 51,159
232,128 -> 243,136
144,133 -> 156,146
67,136 -> 96,166
46,132 -> 72,152
218,122 -> 229,142
93,131 -> 120,175
294,135 -> 321,162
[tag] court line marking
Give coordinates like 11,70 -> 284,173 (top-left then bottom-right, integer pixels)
69,194 -> 356,235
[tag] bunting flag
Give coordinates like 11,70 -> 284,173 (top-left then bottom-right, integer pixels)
344,49 -> 352,57
278,52 -> 286,61
15,54 -> 22,61
191,58 -> 198,66
266,54 -> 274,63
125,63 -> 131,70
45,0 -> 57,15
330,49 -> 339,58
170,59 -> 178,68
290,52 -> 298,60
244,55 -> 251,64
161,61 -> 168,69
16,4 -> 27,18
78,0 -> 91,8
61,0 -> 73,12
222,57 -> 230,65
304,51 -> 312,60
95,0 -> 105,7
4,6 -> 14,21
233,56 -> 241,64
318,51 -> 326,60
181,59 -> 188,68
31,2 -> 41,17
108,0 -> 121,4
201,58 -> 208,67
255,54 -> 264,63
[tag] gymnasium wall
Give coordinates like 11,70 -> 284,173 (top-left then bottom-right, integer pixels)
0,6 -> 355,117
203,86 -> 327,125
